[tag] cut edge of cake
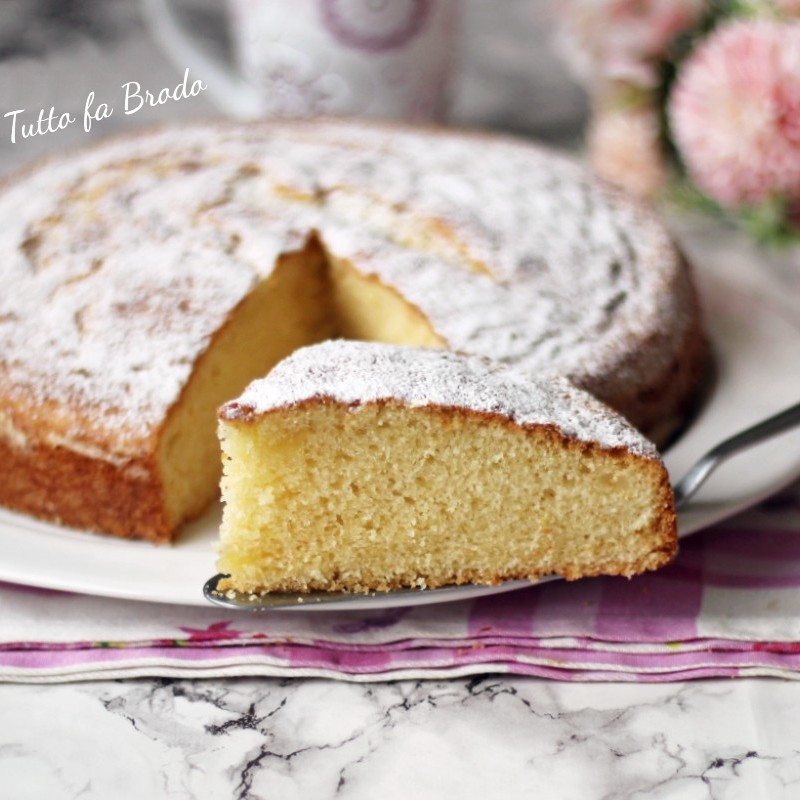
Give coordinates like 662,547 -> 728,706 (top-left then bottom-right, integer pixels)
216,342 -> 678,594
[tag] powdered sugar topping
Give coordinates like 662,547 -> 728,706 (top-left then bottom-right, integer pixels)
222,341 -> 659,458
0,121 -> 688,454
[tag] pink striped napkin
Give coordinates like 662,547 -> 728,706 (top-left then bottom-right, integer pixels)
3,483 -> 800,683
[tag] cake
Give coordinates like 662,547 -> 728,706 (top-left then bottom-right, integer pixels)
217,341 -> 677,593
0,120 -> 708,543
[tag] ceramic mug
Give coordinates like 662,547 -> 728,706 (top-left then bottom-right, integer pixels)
140,0 -> 462,121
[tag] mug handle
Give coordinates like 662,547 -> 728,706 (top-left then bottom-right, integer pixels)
139,0 -> 262,119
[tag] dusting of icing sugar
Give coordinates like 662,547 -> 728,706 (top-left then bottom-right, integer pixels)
221,341 -> 659,459
0,120 -> 691,454
218,122 -> 691,389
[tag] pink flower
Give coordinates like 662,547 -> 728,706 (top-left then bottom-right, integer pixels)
772,0 -> 800,16
588,102 -> 668,197
558,0 -> 704,88
669,20 -> 800,206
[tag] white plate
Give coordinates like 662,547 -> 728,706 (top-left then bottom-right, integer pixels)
1,269 -> 800,609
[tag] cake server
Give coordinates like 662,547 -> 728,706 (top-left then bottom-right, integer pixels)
204,399 -> 800,610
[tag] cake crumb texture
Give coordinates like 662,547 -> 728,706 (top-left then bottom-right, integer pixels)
218,343 -> 676,593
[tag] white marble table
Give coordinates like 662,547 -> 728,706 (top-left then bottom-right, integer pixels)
2,3 -> 800,798
4,678 -> 800,798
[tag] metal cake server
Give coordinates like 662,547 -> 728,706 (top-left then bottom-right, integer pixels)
204,400 -> 800,611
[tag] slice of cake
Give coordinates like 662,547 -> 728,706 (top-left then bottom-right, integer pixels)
216,341 -> 677,594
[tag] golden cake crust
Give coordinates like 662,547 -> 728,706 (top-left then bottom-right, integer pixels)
0,434 -> 170,542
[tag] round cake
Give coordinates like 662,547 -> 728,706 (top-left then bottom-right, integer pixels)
0,120 -> 708,542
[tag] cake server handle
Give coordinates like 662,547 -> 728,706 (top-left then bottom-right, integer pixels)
672,400 -> 800,509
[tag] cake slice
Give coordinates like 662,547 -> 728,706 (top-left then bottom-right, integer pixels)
216,341 -> 677,594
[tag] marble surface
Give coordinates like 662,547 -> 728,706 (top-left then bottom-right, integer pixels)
2,3 -> 800,798
4,678 -> 800,799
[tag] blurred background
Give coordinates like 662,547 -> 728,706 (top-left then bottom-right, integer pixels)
0,0 -> 586,173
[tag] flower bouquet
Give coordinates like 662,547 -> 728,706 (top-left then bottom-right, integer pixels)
557,1 -> 800,249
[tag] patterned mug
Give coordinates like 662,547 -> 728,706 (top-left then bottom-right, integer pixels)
140,0 -> 462,121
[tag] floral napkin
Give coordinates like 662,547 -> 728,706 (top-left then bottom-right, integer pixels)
3,483 -> 800,683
